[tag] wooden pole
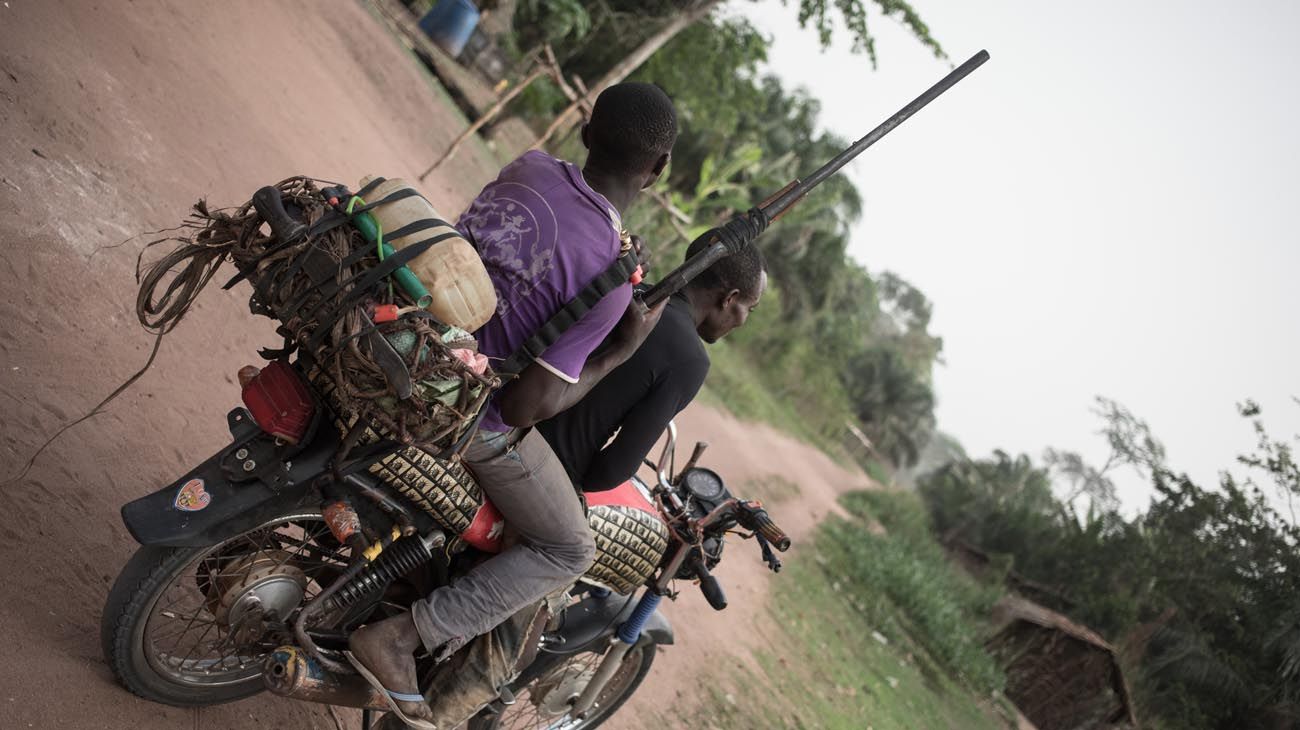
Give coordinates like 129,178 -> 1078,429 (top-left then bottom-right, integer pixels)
530,0 -> 721,151
417,63 -> 548,181
645,189 -> 692,243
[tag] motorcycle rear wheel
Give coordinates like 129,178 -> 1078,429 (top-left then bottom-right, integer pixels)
468,643 -> 656,730
100,510 -> 350,706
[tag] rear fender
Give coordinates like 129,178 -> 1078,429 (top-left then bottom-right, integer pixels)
120,408 -> 337,547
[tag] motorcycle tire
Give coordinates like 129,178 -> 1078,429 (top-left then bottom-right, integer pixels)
100,510 -> 338,706
466,642 -> 657,730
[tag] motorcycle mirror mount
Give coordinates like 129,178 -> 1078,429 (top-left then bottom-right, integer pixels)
675,441 -> 708,483
656,420 -> 678,486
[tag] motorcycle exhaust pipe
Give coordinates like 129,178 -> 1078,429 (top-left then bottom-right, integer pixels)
263,646 -> 390,711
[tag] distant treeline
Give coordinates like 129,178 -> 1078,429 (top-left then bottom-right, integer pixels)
919,398 -> 1300,729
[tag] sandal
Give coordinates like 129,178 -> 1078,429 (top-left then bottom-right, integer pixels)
344,650 -> 438,730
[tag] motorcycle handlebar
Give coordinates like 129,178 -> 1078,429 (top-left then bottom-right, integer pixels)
690,555 -> 728,611
738,503 -> 791,552
252,185 -> 307,244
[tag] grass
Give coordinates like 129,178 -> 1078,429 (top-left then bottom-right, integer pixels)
696,337 -> 859,468
859,457 -> 893,488
673,490 -> 1012,730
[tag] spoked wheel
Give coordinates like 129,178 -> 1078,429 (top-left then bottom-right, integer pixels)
469,644 -> 656,730
101,510 -> 352,706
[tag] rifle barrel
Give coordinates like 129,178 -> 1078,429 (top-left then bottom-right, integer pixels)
761,49 -> 990,219
640,49 -> 990,310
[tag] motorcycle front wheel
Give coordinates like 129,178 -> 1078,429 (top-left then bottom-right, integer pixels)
468,643 -> 657,730
100,510 -> 351,706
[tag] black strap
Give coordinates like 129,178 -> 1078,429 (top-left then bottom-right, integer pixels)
496,248 -> 639,378
279,245 -> 375,320
304,233 -> 442,351
304,229 -> 465,352
384,216 -> 455,241
222,207 -> 355,292
282,194 -> 460,321
349,177 -> 433,216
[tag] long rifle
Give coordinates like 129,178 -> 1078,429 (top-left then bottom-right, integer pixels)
640,49 -> 991,309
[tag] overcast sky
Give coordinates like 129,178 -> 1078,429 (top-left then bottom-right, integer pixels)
740,0 -> 1300,508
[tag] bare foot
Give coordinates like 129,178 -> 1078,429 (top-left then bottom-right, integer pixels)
349,613 -> 433,723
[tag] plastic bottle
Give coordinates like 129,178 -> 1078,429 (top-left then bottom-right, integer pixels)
358,176 -> 496,331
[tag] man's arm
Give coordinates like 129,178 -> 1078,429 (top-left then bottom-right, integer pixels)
579,356 -> 709,491
497,297 -> 667,428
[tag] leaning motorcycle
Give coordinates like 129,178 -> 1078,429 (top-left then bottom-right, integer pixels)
101,378 -> 789,730
101,176 -> 790,728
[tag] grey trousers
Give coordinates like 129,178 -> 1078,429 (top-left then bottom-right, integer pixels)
410,427 -> 595,655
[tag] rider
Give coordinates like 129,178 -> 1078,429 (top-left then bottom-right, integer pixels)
538,239 -> 766,491
348,82 -> 677,723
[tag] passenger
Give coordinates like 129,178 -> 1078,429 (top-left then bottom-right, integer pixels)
539,239 -> 766,491
347,82 -> 677,727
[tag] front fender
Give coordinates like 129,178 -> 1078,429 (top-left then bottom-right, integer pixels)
548,590 -> 675,654
120,408 -> 335,547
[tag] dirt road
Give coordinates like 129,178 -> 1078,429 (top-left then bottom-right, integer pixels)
0,2 -> 868,728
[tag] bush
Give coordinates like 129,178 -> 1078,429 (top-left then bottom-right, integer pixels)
816,490 -> 1005,694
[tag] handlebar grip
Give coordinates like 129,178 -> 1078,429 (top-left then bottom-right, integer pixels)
745,507 -> 791,552
699,573 -> 727,611
252,185 -> 307,244
692,559 -> 727,611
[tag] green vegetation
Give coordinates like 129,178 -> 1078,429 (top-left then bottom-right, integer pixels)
470,7 -> 1300,730
824,491 -> 1004,694
675,490 -> 1008,730
860,457 -> 893,487
918,399 -> 1300,729
491,1 -> 947,472
630,24 -> 943,468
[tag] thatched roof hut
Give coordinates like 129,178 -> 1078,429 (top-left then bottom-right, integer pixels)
988,596 -> 1138,730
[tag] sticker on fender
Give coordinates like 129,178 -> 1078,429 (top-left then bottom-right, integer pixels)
174,478 -> 211,512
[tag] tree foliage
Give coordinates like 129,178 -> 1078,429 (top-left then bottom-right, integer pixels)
504,2 -> 946,464
792,0 -> 945,66
918,399 -> 1300,729
512,0 -> 943,70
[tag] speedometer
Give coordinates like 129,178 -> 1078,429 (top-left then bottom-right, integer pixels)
682,467 -> 727,503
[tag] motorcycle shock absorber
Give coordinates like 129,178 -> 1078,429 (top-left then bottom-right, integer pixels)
293,527 -> 445,674
327,530 -> 446,612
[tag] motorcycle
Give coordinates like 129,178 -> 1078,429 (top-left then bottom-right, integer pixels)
101,360 -> 790,729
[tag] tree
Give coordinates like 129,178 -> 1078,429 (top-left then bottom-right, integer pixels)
917,399 -> 1300,729
1236,398 -> 1300,524
873,271 -> 943,379
511,0 -> 945,145
502,3 -> 948,457
1043,447 -> 1120,523
844,346 -> 935,467
794,0 -> 944,66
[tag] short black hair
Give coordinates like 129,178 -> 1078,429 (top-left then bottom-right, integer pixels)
586,82 -> 678,176
684,238 -> 766,300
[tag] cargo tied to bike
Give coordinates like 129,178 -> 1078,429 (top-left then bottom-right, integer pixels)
135,175 -> 499,455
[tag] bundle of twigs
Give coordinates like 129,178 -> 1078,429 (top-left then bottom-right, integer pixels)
135,176 -> 497,450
